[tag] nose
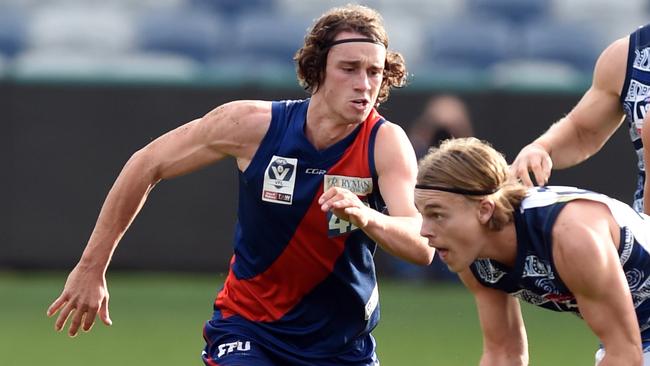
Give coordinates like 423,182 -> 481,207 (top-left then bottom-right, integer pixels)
419,219 -> 436,241
354,71 -> 371,91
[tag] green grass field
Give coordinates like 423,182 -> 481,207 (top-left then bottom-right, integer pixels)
0,271 -> 597,365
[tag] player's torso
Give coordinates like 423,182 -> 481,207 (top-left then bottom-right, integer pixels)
214,99 -> 385,356
471,187 -> 650,328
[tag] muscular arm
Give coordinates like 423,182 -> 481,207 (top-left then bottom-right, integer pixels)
47,100 -> 272,336
511,37 -> 628,185
319,122 -> 433,265
459,269 -> 528,366
642,117 -> 650,214
368,122 -> 434,264
553,200 -> 642,366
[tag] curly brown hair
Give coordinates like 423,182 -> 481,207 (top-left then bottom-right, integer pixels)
294,4 -> 407,104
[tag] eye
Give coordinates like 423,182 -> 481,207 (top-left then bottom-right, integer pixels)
425,211 -> 444,220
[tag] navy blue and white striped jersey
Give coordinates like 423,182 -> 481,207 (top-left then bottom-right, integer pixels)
621,23 -> 650,212
470,186 -> 650,338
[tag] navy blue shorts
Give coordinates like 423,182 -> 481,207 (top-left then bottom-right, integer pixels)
202,320 -> 380,366
202,333 -> 276,366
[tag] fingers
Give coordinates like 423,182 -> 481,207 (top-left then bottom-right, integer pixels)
318,187 -> 356,212
50,293 -> 110,336
47,295 -> 68,317
318,187 -> 337,206
512,164 -> 534,187
528,166 -> 549,186
68,305 -> 86,337
510,158 -> 551,187
99,296 -> 112,326
54,302 -> 75,333
82,304 -> 100,332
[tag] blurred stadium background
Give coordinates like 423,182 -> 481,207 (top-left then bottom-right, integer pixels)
0,0 -> 644,364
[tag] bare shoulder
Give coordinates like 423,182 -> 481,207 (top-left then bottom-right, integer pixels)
203,100 -> 272,134
376,120 -> 408,141
593,36 -> 629,92
201,100 -> 272,160
552,199 -> 614,260
374,120 -> 416,166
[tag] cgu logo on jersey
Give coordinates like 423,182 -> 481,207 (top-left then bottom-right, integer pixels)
305,168 -> 326,175
216,340 -> 251,358
262,156 -> 298,205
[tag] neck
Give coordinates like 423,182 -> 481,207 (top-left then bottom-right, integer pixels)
480,222 -> 518,268
305,96 -> 363,150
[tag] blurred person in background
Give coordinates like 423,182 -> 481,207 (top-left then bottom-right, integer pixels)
409,94 -> 474,158
393,94 -> 473,281
417,137 -> 650,366
511,24 -> 650,215
46,4 -> 433,366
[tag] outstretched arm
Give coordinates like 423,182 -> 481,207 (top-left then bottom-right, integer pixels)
318,121 -> 433,265
47,100 -> 272,336
553,200 -> 642,366
459,269 -> 528,366
510,37 -> 628,186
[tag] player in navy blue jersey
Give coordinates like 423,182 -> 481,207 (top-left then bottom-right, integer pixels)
416,138 -> 650,365
511,24 -> 650,215
46,4 -> 433,366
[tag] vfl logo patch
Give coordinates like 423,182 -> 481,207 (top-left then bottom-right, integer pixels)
216,340 -> 251,358
262,156 -> 297,205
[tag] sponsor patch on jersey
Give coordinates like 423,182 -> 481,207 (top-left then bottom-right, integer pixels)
522,255 -> 555,279
262,156 -> 297,205
633,47 -> 650,72
365,283 -> 379,320
323,175 -> 373,195
216,340 -> 251,358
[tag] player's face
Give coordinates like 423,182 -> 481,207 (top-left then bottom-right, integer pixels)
318,31 -> 385,124
415,190 -> 486,272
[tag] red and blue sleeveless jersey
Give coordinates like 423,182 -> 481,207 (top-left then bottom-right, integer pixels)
211,99 -> 386,359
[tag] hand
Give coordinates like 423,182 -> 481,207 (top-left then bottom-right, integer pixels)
46,264 -> 112,337
509,142 -> 553,186
318,187 -> 373,228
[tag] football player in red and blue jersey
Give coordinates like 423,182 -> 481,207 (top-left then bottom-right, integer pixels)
47,4 -> 433,366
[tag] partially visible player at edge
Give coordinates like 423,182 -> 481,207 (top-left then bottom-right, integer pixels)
510,23 -> 650,215
46,4 -> 433,366
416,137 -> 650,366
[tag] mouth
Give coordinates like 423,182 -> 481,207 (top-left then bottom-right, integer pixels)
436,248 -> 449,262
350,98 -> 369,110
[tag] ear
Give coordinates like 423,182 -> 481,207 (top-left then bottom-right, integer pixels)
477,198 -> 495,225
